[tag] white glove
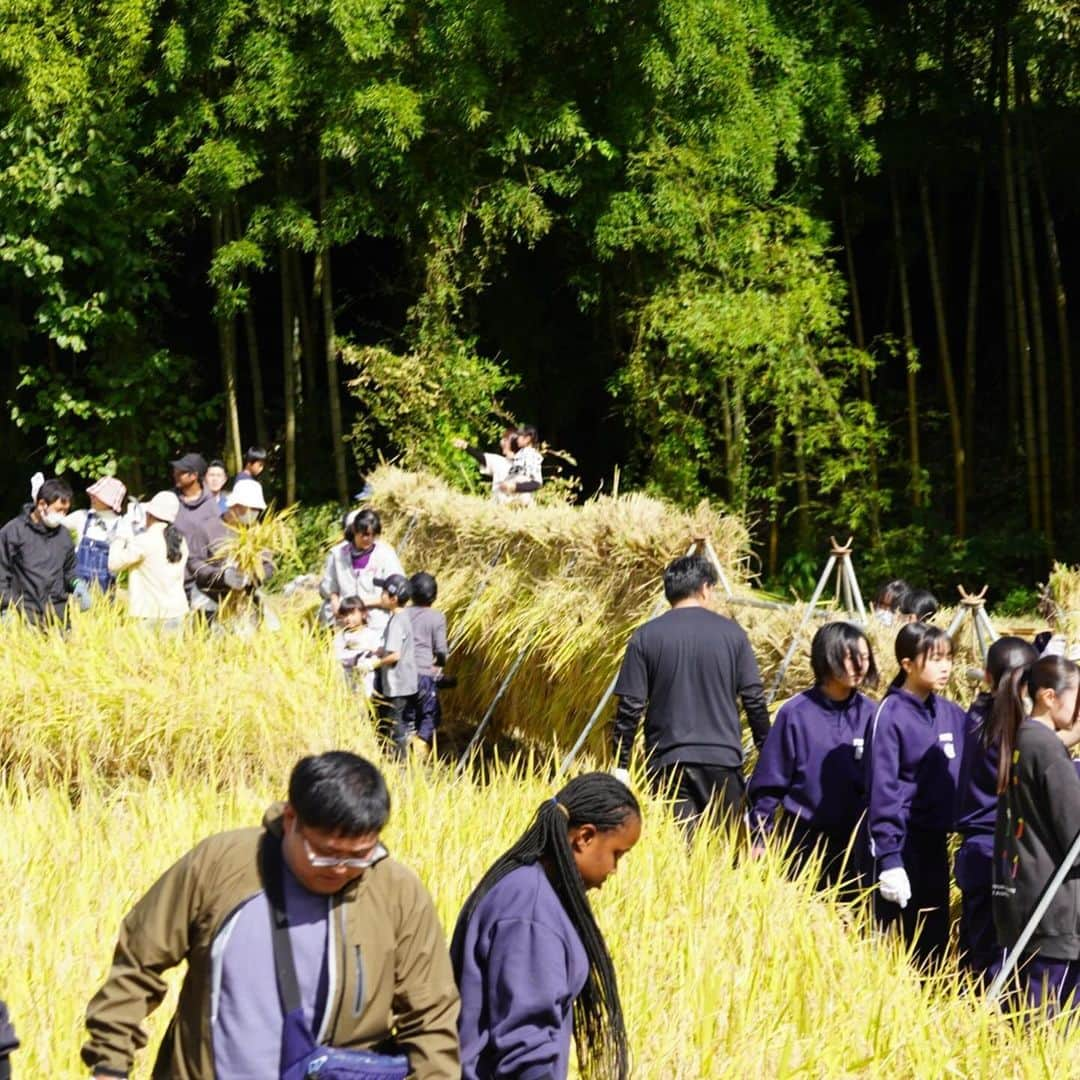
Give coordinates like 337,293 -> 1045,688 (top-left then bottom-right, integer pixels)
878,867 -> 912,909
611,767 -> 632,789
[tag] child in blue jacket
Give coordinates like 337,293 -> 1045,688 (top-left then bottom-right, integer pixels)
748,621 -> 878,890
863,622 -> 966,966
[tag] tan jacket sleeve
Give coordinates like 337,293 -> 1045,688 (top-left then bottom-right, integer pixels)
82,844 -> 204,1077
391,873 -> 461,1079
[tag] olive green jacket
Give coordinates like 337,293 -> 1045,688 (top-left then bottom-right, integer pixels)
82,806 -> 460,1079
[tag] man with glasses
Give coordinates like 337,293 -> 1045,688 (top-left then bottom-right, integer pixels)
83,752 -> 459,1078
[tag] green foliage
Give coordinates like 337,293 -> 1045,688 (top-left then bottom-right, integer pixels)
343,338 -> 516,484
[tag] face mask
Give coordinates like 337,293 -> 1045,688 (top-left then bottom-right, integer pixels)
40,509 -> 64,529
236,509 -> 259,526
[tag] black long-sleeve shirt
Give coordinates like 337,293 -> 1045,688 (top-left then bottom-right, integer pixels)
612,606 -> 770,770
993,720 -> 1080,959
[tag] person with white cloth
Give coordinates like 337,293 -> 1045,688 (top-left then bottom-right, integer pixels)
452,432 -> 516,503
107,491 -> 189,629
317,508 -> 403,633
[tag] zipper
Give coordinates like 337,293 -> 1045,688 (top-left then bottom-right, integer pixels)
353,944 -> 365,1016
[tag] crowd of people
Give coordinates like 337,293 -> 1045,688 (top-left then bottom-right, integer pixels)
5,441 -> 1080,1077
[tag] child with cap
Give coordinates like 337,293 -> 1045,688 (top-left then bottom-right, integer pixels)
334,596 -> 381,695
404,572 -> 449,757
64,476 -> 132,604
107,491 -> 189,628
370,574 -> 418,757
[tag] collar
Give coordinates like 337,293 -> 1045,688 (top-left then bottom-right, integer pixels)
807,685 -> 858,713
890,686 -> 937,718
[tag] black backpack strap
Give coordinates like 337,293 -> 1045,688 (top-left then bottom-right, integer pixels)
261,834 -> 303,1016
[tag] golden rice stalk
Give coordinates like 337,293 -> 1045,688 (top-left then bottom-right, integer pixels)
211,504 -> 300,585
1046,561 -> 1080,644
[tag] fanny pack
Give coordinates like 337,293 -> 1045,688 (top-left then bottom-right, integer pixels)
265,839 -> 410,1080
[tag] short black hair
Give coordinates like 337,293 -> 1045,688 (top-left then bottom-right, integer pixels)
900,588 -> 938,621
207,458 -> 227,472
410,572 -> 438,606
663,554 -> 718,605
810,621 -> 879,690
244,446 -> 268,465
874,579 -> 909,612
37,478 -> 73,505
337,596 -> 366,619
288,752 -> 390,835
345,508 -> 382,542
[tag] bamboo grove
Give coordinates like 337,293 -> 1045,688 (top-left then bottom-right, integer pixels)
2,0 -> 1080,590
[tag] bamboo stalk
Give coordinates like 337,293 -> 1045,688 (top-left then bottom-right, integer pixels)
890,173 -> 922,506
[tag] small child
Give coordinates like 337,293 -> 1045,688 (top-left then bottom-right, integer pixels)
370,574 -> 418,757
404,572 -> 449,757
333,597 -> 381,695
499,425 -> 544,504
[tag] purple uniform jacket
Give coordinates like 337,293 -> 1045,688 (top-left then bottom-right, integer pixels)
865,688 -> 967,872
748,687 -> 876,838
954,693 -> 999,840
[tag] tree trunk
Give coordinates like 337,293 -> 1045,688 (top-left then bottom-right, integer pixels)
1001,44 -> 1041,533
318,160 -> 349,504
290,251 -> 317,408
1000,174 -> 1019,461
793,426 -> 811,551
212,209 -> 243,473
963,168 -> 985,501
1024,88 -> 1075,502
840,191 -> 880,540
919,173 -> 966,536
768,417 -> 784,578
890,173 -> 922,507
1014,71 -> 1053,552
730,375 -> 746,514
280,247 -> 297,504
231,205 -> 268,450
719,375 -> 734,504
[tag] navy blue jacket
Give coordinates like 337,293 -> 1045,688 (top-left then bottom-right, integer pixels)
954,693 -> 999,840
748,687 -> 876,839
865,688 -> 967,871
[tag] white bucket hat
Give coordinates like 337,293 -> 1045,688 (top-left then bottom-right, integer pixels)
227,478 -> 267,511
144,491 -> 180,524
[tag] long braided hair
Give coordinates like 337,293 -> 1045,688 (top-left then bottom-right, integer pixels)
453,772 -> 639,1079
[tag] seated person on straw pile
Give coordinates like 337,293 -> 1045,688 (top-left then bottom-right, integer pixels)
334,596 -> 381,695
0,477 -> 77,625
189,478 -> 273,614
611,553 -> 771,832
82,752 -> 460,1080
318,507 -> 404,632
452,430 -> 516,502
499,424 -> 543,504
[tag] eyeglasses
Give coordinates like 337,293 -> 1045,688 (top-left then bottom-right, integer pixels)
301,832 -> 387,870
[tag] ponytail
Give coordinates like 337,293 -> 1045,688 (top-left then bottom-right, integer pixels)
977,637 -> 1038,750
164,524 -> 184,564
889,622 -> 952,691
988,655 -> 1080,793
452,773 -> 639,1080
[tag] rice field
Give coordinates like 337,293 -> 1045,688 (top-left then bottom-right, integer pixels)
0,476 -> 1071,1076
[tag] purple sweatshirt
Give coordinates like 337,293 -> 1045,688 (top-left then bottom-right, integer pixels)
748,686 -> 876,839
954,693 -> 999,841
865,688 -> 967,871
453,863 -> 589,1080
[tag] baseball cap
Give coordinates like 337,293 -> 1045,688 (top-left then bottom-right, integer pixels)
170,452 -> 208,476
374,574 -> 412,602
226,478 -> 267,511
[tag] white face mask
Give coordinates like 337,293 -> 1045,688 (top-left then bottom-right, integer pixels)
236,509 -> 259,526
39,509 -> 64,529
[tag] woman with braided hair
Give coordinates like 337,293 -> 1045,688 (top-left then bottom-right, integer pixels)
451,773 -> 641,1080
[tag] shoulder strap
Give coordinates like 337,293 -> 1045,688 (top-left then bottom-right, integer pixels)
261,835 -> 303,1016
